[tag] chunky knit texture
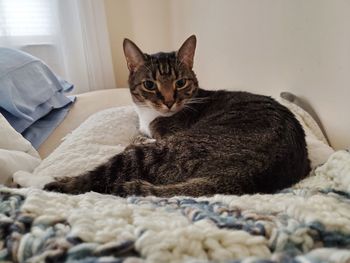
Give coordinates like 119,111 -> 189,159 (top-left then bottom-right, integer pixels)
1,150 -> 350,263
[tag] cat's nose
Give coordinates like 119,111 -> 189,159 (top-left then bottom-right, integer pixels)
164,101 -> 175,109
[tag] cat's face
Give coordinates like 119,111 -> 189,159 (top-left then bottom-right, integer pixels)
123,35 -> 198,115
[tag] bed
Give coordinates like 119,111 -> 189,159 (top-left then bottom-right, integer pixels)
1,88 -> 349,263
1,50 -> 349,263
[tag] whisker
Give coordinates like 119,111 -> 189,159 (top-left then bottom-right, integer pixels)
184,97 -> 210,105
183,105 -> 198,113
134,103 -> 150,109
185,101 -> 207,105
186,97 -> 210,102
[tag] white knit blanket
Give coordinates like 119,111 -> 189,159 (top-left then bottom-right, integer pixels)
2,98 -> 346,263
1,150 -> 350,263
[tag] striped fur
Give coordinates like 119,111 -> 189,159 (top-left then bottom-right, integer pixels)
44,36 -> 310,197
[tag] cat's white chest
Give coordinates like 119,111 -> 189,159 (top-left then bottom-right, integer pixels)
134,105 -> 161,137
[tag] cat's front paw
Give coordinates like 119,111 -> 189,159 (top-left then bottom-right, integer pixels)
44,178 -> 83,194
132,134 -> 156,145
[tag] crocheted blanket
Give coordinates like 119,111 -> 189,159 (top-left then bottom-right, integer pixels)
1,150 -> 350,263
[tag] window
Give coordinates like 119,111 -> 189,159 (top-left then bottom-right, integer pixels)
0,0 -> 116,92
0,0 -> 54,37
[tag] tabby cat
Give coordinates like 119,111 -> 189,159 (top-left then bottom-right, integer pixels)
44,35 -> 310,197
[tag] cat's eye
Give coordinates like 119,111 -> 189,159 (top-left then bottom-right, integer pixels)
143,80 -> 156,91
175,79 -> 187,89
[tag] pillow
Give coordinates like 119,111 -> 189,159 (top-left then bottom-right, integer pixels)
0,48 -> 74,133
13,106 -> 138,188
0,114 -> 41,185
22,102 -> 75,149
280,92 -> 330,145
277,93 -> 334,168
13,101 -> 334,189
0,149 -> 41,185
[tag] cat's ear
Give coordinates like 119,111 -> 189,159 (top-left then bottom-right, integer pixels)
123,39 -> 145,72
177,35 -> 197,69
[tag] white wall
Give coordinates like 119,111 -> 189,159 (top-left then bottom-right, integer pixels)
105,0 -> 350,149
105,0 -> 171,87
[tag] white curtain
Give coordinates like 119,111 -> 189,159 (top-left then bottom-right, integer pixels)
0,0 -> 116,93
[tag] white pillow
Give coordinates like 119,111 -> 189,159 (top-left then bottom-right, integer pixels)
13,102 -> 334,188
0,114 -> 41,184
14,106 -> 138,188
277,98 -> 335,168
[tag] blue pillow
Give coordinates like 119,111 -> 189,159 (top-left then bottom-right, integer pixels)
22,96 -> 76,149
0,48 -> 74,133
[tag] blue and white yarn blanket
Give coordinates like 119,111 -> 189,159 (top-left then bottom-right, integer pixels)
1,150 -> 350,263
